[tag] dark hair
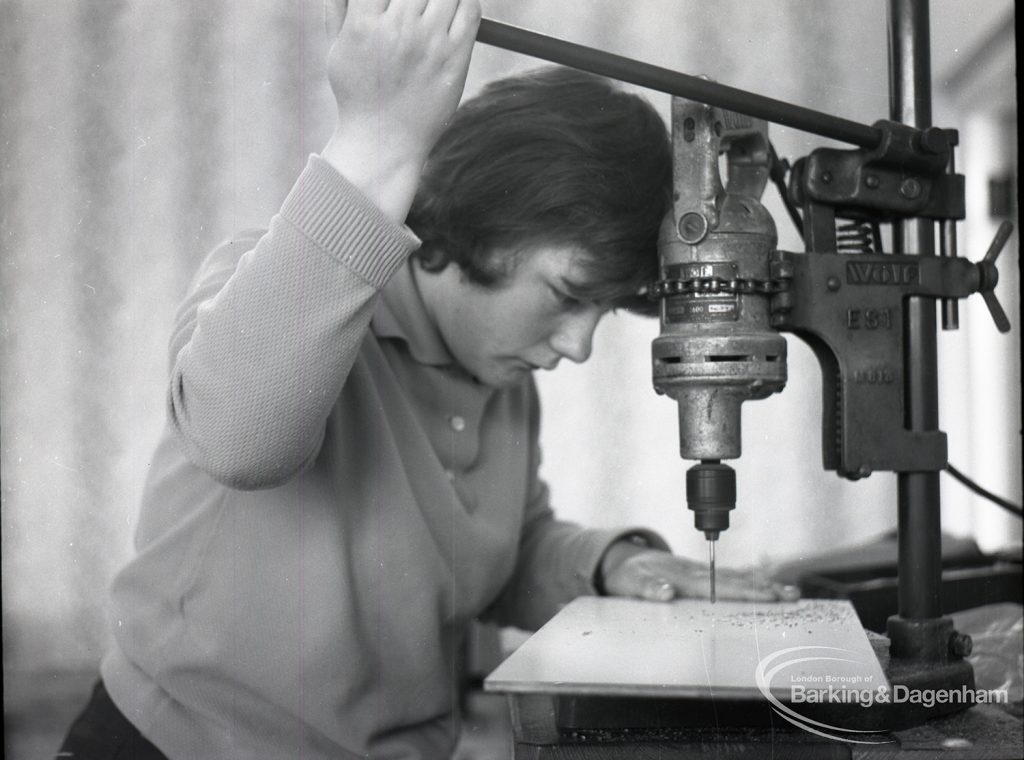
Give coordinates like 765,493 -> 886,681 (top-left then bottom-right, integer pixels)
407,66 -> 671,315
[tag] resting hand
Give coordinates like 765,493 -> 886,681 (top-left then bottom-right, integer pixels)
599,541 -> 800,603
321,0 -> 481,221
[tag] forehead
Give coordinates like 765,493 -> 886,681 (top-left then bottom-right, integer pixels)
509,242 -> 644,307
513,243 -> 594,286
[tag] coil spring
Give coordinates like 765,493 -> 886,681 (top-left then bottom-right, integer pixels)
836,221 -> 874,253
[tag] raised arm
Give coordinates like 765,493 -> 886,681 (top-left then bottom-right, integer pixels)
167,0 -> 480,490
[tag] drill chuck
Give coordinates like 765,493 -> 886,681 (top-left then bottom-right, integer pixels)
687,461 -> 736,540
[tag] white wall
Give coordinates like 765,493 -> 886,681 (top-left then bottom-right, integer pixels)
933,6 -> 1020,551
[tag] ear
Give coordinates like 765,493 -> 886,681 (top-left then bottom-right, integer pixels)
324,0 -> 348,41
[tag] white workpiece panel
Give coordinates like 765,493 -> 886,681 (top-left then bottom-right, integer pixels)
485,597 -> 888,700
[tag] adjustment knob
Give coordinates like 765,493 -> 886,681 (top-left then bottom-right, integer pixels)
978,221 -> 1013,333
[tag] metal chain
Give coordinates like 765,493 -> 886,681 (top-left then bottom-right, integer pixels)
647,276 -> 788,300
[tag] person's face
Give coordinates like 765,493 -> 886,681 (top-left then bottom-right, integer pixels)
417,244 -> 614,388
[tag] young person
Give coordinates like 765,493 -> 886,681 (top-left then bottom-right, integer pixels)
59,1 -> 788,757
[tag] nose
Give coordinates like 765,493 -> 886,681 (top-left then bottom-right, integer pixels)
549,308 -> 603,364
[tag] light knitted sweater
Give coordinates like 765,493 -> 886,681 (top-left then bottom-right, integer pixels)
101,156 -> 656,759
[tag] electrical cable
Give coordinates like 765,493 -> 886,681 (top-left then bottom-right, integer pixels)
944,463 -> 1023,517
767,142 -> 804,239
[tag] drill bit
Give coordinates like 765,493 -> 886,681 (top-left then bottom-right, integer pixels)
709,539 -> 716,603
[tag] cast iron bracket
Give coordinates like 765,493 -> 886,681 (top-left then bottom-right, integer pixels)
791,122 -> 964,223
769,231 -> 1011,479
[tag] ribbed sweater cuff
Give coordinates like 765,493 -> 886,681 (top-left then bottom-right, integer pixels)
586,527 -> 672,595
281,155 -> 421,288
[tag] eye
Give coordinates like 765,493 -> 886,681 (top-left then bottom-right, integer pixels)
549,285 -> 584,310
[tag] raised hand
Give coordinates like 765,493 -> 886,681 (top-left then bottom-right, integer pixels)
321,0 -> 481,221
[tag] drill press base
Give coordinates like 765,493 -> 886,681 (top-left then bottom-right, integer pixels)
484,597 -> 1018,756
502,694 -> 1022,759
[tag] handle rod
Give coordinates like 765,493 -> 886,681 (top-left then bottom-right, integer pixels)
477,18 -> 883,148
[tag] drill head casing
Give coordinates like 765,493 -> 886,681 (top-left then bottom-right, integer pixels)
651,97 -> 788,466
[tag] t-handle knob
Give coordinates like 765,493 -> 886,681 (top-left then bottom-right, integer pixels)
978,221 -> 1013,333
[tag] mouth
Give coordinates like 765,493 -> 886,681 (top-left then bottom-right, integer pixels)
524,360 -> 558,372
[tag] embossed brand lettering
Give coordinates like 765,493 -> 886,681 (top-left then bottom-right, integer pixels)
846,262 -> 919,285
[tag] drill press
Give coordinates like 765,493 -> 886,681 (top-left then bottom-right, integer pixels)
644,86 -> 1012,725
643,89 -> 1013,727
478,1 -> 1019,751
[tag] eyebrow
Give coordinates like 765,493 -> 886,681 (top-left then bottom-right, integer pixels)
557,278 -> 623,310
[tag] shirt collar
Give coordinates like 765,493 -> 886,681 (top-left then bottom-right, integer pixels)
372,260 -> 454,367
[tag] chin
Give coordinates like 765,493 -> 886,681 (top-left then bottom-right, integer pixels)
479,365 -> 532,389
